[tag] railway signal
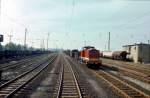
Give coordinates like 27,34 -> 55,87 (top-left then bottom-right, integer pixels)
0,34 -> 3,42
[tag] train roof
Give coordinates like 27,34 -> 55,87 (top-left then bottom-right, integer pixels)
72,49 -> 79,52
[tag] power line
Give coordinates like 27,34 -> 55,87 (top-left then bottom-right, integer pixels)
3,13 -> 26,27
116,11 -> 150,30
66,0 -> 75,36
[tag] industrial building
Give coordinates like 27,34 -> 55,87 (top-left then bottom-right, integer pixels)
123,43 -> 150,63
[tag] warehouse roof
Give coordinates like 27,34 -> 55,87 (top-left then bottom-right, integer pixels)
123,43 -> 150,47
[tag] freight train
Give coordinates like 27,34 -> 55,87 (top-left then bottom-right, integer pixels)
101,51 -> 127,60
80,46 -> 102,67
66,46 -> 102,68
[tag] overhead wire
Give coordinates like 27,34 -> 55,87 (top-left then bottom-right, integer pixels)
65,0 -> 75,37
112,10 -> 150,41
116,10 -> 150,30
2,13 -> 26,28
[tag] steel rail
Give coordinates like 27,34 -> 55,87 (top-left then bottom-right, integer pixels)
103,61 -> 150,76
103,62 -> 150,84
0,55 -> 46,70
0,54 -> 57,98
56,64 -> 64,98
93,70 -> 150,98
68,60 -> 82,98
55,57 -> 82,98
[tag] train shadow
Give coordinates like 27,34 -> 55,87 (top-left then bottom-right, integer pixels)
87,64 -> 119,72
99,64 -> 119,72
87,64 -> 101,70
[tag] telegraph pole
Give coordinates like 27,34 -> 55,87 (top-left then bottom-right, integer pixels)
41,39 -> 45,51
40,39 -> 42,51
83,33 -> 86,46
84,40 -> 86,46
47,33 -> 49,50
108,32 -> 110,51
8,30 -> 13,43
24,28 -> 27,50
8,30 -> 13,50
8,34 -> 13,43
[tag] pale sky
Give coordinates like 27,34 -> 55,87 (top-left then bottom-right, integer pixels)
0,0 -> 150,50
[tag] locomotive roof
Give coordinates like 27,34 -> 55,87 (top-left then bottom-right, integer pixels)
83,46 -> 95,49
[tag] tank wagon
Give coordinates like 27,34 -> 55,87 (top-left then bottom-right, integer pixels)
80,46 -> 102,67
102,51 -> 127,60
102,51 -> 113,58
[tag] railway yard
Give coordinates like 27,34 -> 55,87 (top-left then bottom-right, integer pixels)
0,52 -> 149,98
1,0 -> 150,98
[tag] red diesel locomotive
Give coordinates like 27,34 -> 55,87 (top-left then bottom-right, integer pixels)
80,46 -> 102,67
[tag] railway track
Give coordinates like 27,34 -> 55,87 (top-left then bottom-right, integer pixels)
2,55 -> 54,82
93,70 -> 150,98
0,55 -> 56,98
102,59 -> 150,76
103,62 -> 150,84
54,57 -> 83,98
0,55 -> 47,70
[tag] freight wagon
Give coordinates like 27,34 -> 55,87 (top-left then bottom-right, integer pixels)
71,49 -> 79,60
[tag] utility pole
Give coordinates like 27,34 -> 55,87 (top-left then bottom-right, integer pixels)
8,31 -> 13,43
31,41 -> 34,50
108,32 -> 110,51
41,39 -> 45,51
43,39 -> 45,50
40,39 -> 42,51
83,33 -> 86,46
8,34 -> 13,43
24,28 -> 27,50
8,30 -> 13,50
84,40 -> 86,46
47,33 -> 50,50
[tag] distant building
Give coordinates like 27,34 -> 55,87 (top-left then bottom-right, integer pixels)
123,43 -> 150,63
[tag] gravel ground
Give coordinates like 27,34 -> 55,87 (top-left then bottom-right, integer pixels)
8,53 -> 148,98
0,54 -> 51,85
101,58 -> 150,72
101,65 -> 150,95
12,54 -> 60,98
66,56 -> 120,98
